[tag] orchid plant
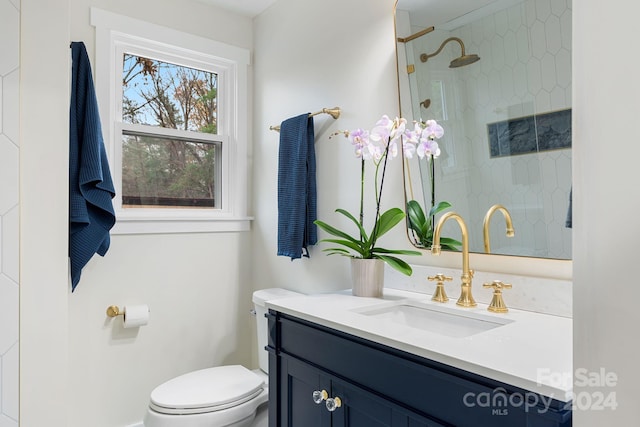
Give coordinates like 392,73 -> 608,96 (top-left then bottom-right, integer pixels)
314,115 -> 423,276
404,120 -> 461,251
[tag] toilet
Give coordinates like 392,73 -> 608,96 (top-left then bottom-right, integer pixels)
143,288 -> 301,427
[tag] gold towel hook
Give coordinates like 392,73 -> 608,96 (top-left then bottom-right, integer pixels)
270,107 -> 341,132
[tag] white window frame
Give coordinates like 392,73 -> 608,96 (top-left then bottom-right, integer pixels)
91,8 -> 251,234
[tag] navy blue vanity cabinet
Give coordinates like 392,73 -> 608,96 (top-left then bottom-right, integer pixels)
267,310 -> 572,427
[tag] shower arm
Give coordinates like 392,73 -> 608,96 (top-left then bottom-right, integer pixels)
420,37 -> 466,63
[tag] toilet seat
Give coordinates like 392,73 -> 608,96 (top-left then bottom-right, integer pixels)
149,365 -> 264,416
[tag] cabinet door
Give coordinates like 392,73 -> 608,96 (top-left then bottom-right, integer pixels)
280,356 -> 331,427
280,355 -> 447,427
330,377 -> 447,427
330,379 -> 391,427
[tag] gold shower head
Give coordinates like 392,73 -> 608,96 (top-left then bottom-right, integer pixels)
420,37 -> 480,68
449,54 -> 480,68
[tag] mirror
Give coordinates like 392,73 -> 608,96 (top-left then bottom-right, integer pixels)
395,0 -> 572,260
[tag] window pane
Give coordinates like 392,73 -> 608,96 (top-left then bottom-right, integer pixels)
122,54 -> 218,134
122,132 -> 219,208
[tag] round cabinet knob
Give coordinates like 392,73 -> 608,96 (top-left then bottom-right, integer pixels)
312,389 -> 328,404
326,396 -> 342,412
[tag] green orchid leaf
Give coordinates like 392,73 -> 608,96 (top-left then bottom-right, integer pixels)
319,238 -> 366,257
406,200 -> 458,248
372,247 -> 422,256
314,220 -> 360,244
335,208 -> 370,243
428,200 -> 452,218
439,236 -> 462,251
439,236 -> 462,246
373,208 -> 406,239
406,200 -> 428,233
376,254 -> 413,276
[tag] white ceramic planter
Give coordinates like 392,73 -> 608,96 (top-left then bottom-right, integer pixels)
350,258 -> 384,297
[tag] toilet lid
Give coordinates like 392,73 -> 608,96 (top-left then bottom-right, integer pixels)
150,365 -> 264,413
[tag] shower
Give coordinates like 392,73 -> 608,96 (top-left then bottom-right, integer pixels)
420,36 -> 480,68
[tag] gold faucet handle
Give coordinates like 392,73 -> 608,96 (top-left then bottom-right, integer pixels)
428,273 -> 453,283
482,280 -> 512,313
483,280 -> 512,291
428,274 -> 453,303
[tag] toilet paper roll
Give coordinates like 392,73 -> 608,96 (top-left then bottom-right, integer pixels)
123,304 -> 150,328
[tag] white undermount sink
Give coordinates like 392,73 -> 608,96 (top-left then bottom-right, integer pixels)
353,300 -> 514,338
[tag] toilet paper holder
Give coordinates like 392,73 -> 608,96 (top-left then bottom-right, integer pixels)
106,305 -> 124,317
106,304 -> 150,328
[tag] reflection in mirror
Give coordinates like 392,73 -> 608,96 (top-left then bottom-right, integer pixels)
395,0 -> 572,260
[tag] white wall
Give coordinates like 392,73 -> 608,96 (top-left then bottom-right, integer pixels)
573,0 -> 640,424
20,1 -> 255,426
0,0 -> 19,425
20,0 -> 70,426
252,0 -> 412,298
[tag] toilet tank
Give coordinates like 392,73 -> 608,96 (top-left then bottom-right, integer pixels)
252,288 -> 302,374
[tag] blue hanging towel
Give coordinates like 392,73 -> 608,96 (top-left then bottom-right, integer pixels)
277,113 -> 317,259
69,41 -> 116,291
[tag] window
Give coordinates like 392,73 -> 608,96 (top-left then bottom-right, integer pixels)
121,54 -> 220,209
92,8 -> 251,233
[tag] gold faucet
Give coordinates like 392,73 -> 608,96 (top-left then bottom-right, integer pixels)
482,204 -> 515,254
431,212 -> 476,307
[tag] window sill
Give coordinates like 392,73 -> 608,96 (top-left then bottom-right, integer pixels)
111,216 -> 253,235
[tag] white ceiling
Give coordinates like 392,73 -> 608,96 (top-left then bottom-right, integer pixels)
196,0 -> 523,26
195,0 -> 278,17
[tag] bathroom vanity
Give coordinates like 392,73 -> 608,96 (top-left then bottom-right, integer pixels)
266,290 -> 572,427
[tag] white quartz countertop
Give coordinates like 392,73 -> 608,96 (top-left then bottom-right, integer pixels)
266,288 -> 572,402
